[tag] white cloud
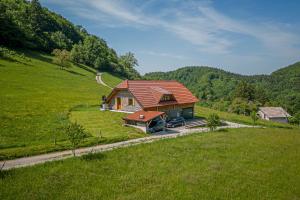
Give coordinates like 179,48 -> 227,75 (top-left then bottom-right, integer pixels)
88,0 -> 142,24
196,6 -> 300,57
61,0 -> 298,56
44,0 -> 300,61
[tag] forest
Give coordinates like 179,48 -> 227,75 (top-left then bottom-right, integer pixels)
0,0 -> 140,79
144,63 -> 300,117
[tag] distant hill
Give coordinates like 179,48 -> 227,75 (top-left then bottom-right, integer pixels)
144,62 -> 300,114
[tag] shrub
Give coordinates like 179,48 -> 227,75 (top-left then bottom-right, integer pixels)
250,111 -> 259,125
52,49 -> 70,70
65,122 -> 88,156
289,112 -> 300,126
207,113 -> 221,131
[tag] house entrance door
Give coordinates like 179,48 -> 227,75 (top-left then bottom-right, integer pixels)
116,97 -> 121,110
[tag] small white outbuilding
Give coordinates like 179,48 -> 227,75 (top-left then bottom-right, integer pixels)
258,107 -> 291,123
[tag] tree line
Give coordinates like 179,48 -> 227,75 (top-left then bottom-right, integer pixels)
144,65 -> 300,120
0,0 -> 140,79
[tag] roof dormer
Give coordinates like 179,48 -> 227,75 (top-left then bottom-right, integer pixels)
160,94 -> 175,102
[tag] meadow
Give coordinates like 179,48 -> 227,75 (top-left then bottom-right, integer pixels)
1,128 -> 299,200
70,105 -> 145,140
0,51 -> 143,160
101,72 -> 123,88
0,50 -> 295,161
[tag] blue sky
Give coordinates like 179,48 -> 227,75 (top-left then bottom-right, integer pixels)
41,0 -> 300,75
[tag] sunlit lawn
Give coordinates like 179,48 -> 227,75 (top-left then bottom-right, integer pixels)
0,51 -> 122,159
1,128 -> 299,200
70,105 -> 145,140
101,72 -> 123,88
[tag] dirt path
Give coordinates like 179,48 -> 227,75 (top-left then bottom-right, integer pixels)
96,73 -> 113,89
0,122 -> 259,170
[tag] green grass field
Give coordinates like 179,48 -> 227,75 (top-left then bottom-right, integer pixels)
0,51 -> 143,160
70,105 -> 145,140
1,128 -> 299,200
1,50 -> 299,200
101,72 -> 123,88
0,49 -> 296,162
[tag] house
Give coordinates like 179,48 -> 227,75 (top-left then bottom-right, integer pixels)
258,107 -> 291,123
104,80 -> 199,132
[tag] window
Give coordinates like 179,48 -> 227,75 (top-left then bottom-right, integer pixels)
161,95 -> 172,101
128,98 -> 134,106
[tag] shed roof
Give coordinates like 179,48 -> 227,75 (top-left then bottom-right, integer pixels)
123,111 -> 165,122
259,107 -> 291,118
108,80 -> 198,108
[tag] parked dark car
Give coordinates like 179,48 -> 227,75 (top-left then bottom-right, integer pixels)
148,120 -> 165,133
166,117 -> 185,128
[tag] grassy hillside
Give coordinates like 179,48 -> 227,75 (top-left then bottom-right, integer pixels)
0,50 -> 143,160
101,72 -> 123,88
144,63 -> 300,115
1,128 -> 300,199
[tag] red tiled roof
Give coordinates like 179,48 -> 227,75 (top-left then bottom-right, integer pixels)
123,111 -> 165,122
116,80 -> 128,89
110,80 -> 198,108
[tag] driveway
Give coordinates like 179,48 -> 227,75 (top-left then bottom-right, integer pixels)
153,120 -> 257,135
0,121 -> 259,170
96,73 -> 113,89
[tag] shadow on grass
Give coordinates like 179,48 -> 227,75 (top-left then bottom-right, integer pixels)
102,70 -> 126,80
64,69 -> 86,77
75,63 -> 96,75
0,169 -> 13,179
0,56 -> 32,66
193,116 -> 206,120
216,128 -> 228,132
81,152 -> 106,161
25,51 -> 53,64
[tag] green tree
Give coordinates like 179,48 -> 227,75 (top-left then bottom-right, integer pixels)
229,97 -> 259,116
50,31 -> 73,50
0,2 -> 20,47
254,86 -> 269,105
70,35 -> 119,72
119,52 -> 138,69
229,98 -> 249,115
250,111 -> 259,125
52,49 -> 70,70
234,81 -> 255,101
207,113 -> 221,131
119,52 -> 140,79
288,112 -> 300,126
65,122 -> 88,156
27,0 -> 48,49
70,42 -> 84,63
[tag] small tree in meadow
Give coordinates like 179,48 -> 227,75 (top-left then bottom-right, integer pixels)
65,122 -> 88,156
250,111 -> 259,125
52,49 -> 70,70
289,112 -> 300,126
207,113 -> 221,131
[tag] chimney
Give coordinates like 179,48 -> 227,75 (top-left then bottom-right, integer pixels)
139,115 -> 144,119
